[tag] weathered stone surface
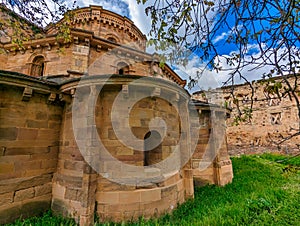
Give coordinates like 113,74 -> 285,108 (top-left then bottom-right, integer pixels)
0,5 -> 234,225
0,127 -> 18,140
0,162 -> 14,174
26,120 -> 48,128
14,187 -> 35,202
51,198 -> 69,217
4,147 -> 47,156
54,173 -> 83,189
17,128 -> 38,140
140,188 -> 161,202
34,183 -> 52,197
0,174 -> 53,194
65,188 -> 83,201
193,76 -> 300,156
0,192 -> 14,206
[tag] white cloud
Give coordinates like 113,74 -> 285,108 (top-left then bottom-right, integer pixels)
173,43 -> 286,93
213,31 -> 230,44
174,56 -> 225,93
123,0 -> 152,35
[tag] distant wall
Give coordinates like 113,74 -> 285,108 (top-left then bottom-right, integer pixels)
193,75 -> 300,156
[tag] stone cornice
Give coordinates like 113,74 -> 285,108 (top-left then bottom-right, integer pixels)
1,29 -> 186,87
59,74 -> 190,101
46,5 -> 146,49
0,70 -> 59,92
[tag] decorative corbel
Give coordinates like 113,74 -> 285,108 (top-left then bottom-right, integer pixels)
151,87 -> 161,97
28,46 -> 34,53
59,93 -> 72,103
96,45 -> 102,52
46,43 -> 51,51
22,87 -> 33,101
10,48 -> 16,56
171,93 -> 180,103
122,84 -> 129,98
47,93 -> 57,103
35,44 -> 42,53
54,42 -> 60,50
19,48 -> 25,54
1,146 -> 6,156
74,36 -> 79,44
70,88 -> 76,98
84,38 -> 90,46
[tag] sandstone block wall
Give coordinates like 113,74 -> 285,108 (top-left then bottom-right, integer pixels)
0,5 -> 233,224
191,104 -> 233,186
0,72 -> 233,225
52,77 -> 195,224
63,6 -> 147,51
96,174 -> 186,222
0,79 -> 63,224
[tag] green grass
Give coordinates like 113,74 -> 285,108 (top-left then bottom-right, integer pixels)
6,154 -> 300,226
4,211 -> 76,226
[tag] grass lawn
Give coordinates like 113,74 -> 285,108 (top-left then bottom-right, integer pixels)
6,154 -> 300,226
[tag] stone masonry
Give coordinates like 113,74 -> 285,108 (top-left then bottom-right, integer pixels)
193,75 -> 300,156
0,5 -> 233,225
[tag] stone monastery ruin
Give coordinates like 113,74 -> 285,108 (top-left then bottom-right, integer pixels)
0,5 -> 233,225
193,75 -> 300,156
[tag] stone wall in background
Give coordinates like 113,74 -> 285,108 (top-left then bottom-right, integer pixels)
193,75 -> 300,156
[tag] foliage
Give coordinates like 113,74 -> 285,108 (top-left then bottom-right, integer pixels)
5,210 -> 76,226
7,154 -> 300,226
233,109 -> 251,125
137,0 -> 300,142
0,1 -> 76,47
138,0 -> 300,80
1,0 -> 72,25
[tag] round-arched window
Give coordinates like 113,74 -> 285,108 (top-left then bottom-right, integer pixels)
117,62 -> 129,75
107,37 -> 117,43
144,131 -> 162,166
30,56 -> 45,77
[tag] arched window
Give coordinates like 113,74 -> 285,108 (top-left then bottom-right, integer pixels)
107,37 -> 117,43
117,62 -> 129,75
30,56 -> 45,77
144,131 -> 162,166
